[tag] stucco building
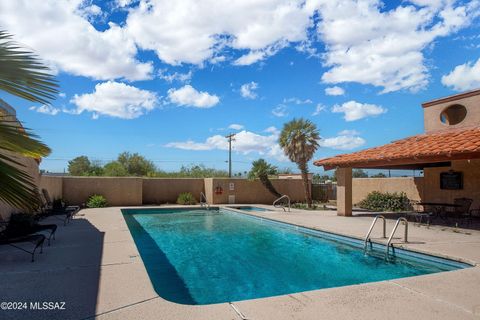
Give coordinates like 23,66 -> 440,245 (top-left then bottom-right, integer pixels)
314,89 -> 480,216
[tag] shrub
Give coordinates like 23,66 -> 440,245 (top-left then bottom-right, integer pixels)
177,192 -> 197,205
357,191 -> 409,212
86,194 -> 108,208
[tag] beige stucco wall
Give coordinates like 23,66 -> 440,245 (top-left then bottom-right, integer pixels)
423,159 -> 480,209
40,177 -> 308,206
423,93 -> 480,133
142,178 -> 205,204
206,178 -> 308,204
39,176 -> 63,200
62,177 -> 143,206
352,177 -> 424,205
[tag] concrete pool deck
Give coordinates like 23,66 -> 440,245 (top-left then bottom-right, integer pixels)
0,206 -> 479,319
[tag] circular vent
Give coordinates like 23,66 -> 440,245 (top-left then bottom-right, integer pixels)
440,104 -> 467,125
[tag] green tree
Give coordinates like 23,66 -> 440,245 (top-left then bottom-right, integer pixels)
0,30 -> 57,210
247,159 -> 281,197
103,161 -> 128,176
68,156 -> 91,176
89,160 -> 104,176
117,152 -> 156,176
353,169 -> 368,178
279,118 -> 320,208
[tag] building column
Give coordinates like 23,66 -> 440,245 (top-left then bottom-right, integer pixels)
336,167 -> 352,216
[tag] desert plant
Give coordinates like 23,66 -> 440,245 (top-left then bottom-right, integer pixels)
357,191 -> 409,212
86,194 -> 108,208
279,118 -> 320,208
177,192 -> 197,205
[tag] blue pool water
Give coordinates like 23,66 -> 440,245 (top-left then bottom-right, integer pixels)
122,208 -> 469,305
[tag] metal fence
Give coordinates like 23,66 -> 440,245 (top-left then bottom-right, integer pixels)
312,183 -> 336,202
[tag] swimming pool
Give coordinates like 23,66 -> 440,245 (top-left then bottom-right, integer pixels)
227,206 -> 270,212
122,208 -> 470,305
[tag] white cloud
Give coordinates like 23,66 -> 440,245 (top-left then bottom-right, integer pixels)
167,85 -> 220,108
126,0 -> 313,66
338,129 -> 360,136
325,86 -> 345,96
158,69 -> 193,83
320,130 -> 366,150
283,97 -> 313,105
228,124 -> 244,130
332,100 -> 386,122
264,126 -> 279,134
70,81 -> 158,119
240,82 -> 259,99
441,58 -> 480,91
0,0 -> 153,81
165,129 -> 288,161
317,0 -> 479,93
29,104 -> 60,116
272,105 -> 288,117
312,103 -> 326,116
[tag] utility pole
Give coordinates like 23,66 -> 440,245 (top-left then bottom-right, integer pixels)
225,133 -> 236,178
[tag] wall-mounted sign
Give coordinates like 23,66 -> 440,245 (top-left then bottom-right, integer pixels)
229,182 -> 235,191
440,171 -> 463,190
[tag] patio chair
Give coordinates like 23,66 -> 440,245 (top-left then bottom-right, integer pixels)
448,198 -> 473,225
1,213 -> 57,246
0,222 -> 45,262
42,189 -> 80,212
37,190 -> 79,225
407,200 -> 433,225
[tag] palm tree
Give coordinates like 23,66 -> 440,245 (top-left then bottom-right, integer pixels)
279,118 -> 320,208
0,30 -> 57,210
247,159 -> 282,198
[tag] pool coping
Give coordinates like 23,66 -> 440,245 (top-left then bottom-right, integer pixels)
220,206 -> 479,267
122,206 -> 473,271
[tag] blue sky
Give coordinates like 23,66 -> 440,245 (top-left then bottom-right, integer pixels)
0,0 -> 479,174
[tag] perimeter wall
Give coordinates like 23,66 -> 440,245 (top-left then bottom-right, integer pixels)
38,176 -> 308,206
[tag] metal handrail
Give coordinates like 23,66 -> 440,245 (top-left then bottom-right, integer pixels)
273,195 -> 290,212
386,217 -> 408,257
200,192 -> 210,210
363,215 -> 386,252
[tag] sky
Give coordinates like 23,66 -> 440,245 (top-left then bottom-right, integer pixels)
0,0 -> 479,174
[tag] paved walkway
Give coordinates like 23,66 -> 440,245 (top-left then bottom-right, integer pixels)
0,206 -> 479,320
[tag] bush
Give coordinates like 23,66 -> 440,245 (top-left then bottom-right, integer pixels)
357,191 -> 409,212
177,192 -> 197,205
86,194 -> 108,208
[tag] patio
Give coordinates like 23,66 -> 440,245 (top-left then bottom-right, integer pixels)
0,206 -> 479,320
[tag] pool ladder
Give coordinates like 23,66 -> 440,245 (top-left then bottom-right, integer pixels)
364,215 -> 408,259
200,192 -> 210,210
273,195 -> 290,212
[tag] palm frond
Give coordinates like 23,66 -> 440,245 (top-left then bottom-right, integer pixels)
0,153 -> 40,210
0,121 -> 51,157
0,30 -> 58,104
0,120 -> 51,210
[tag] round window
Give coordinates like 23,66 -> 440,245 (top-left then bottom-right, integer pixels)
440,104 -> 467,125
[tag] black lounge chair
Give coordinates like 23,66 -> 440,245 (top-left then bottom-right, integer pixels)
38,189 -> 79,225
2,213 -> 57,246
42,189 -> 80,212
0,228 -> 45,262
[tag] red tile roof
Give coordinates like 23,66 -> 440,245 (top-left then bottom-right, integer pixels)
314,126 -> 480,170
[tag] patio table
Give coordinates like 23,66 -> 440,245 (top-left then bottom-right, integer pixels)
417,202 -> 463,221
